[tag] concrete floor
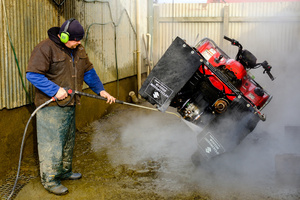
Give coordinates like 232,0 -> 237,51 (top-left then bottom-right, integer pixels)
5,102 -> 300,200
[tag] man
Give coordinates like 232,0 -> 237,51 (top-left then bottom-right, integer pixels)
26,18 -> 116,195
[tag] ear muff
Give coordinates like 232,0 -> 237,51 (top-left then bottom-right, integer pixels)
60,18 -> 75,43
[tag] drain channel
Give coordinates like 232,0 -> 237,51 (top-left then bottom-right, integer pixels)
0,175 -> 37,200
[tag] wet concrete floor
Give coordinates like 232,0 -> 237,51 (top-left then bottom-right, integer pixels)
8,102 -> 300,199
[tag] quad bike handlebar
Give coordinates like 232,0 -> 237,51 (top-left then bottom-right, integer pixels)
260,61 -> 275,81
224,36 -> 243,49
224,36 -> 274,81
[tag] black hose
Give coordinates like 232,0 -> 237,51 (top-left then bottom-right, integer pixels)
7,98 -> 55,200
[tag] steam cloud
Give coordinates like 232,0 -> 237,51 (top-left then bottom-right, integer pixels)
90,5 -> 300,200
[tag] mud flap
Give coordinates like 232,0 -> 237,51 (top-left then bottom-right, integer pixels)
196,97 -> 260,161
139,37 -> 203,112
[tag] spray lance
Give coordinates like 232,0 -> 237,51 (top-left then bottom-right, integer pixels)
65,89 -> 180,117
7,88 -> 180,199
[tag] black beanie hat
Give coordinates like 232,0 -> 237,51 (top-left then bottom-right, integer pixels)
59,19 -> 85,41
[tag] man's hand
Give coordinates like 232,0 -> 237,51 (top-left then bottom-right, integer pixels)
100,90 -> 116,104
55,87 -> 68,100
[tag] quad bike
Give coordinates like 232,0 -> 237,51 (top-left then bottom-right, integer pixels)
139,36 -> 274,165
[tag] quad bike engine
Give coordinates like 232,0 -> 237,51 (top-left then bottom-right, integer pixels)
139,36 -> 273,164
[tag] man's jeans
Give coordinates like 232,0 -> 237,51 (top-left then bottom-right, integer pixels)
36,106 -> 76,189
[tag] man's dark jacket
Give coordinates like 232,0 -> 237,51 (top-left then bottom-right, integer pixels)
27,27 -> 93,107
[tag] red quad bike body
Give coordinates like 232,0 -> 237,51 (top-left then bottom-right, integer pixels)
197,38 -> 270,109
139,36 -> 274,165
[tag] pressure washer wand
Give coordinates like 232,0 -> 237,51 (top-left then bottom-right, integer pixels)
73,90 -> 181,118
74,90 -> 124,104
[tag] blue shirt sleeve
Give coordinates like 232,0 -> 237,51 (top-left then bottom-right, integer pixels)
84,68 -> 105,95
26,72 -> 60,97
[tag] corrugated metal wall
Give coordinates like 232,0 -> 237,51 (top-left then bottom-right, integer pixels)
78,0 -> 138,84
5,1 -> 298,110
0,0 -> 74,109
0,0 -> 148,110
153,2 -> 300,65
74,0 -> 149,98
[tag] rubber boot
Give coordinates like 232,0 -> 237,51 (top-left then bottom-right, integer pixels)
47,184 -> 69,195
